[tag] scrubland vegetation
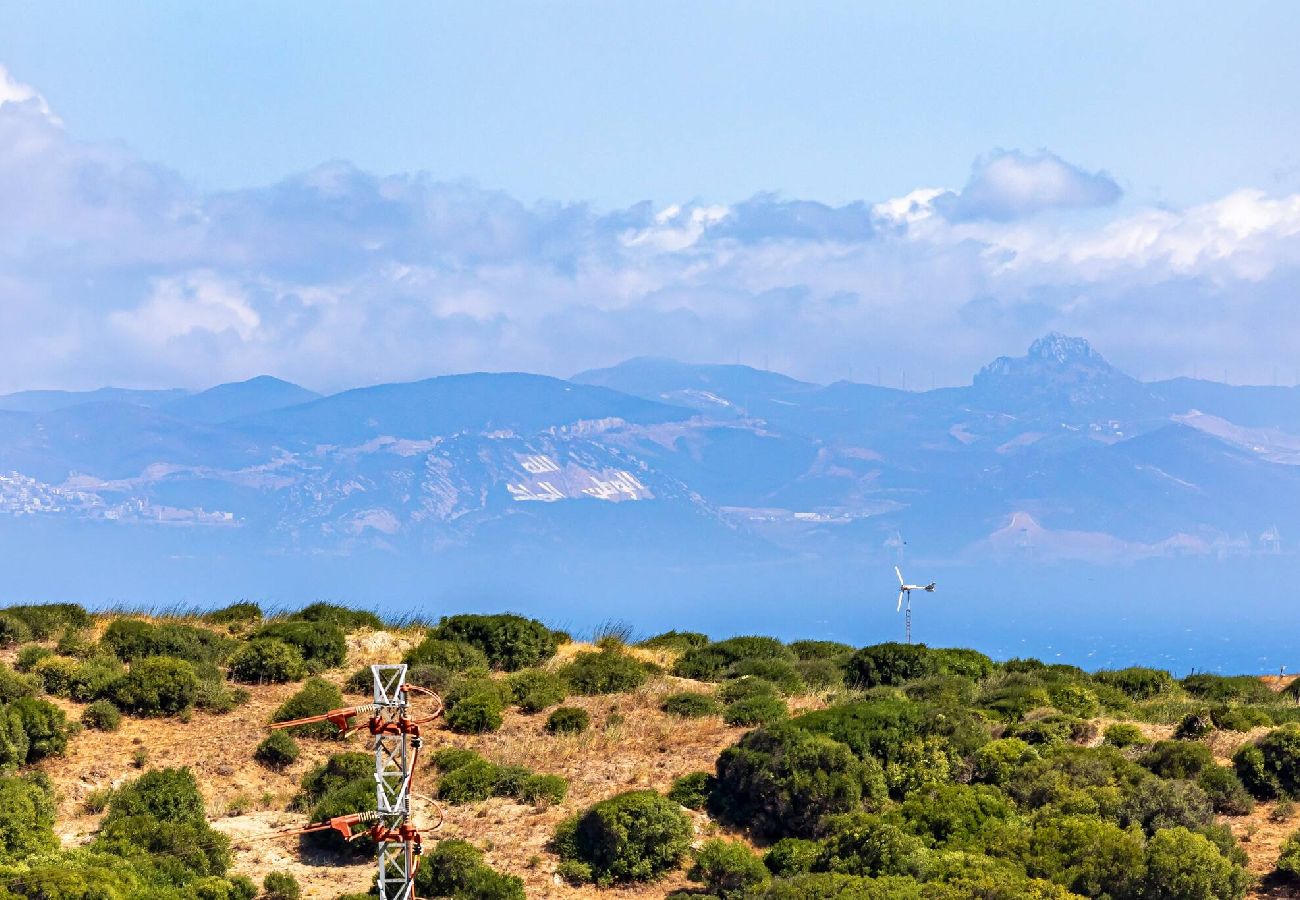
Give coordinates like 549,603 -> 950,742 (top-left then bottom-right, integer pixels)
1,601 -> 1300,898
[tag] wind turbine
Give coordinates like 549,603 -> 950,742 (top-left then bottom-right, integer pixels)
895,566 -> 936,644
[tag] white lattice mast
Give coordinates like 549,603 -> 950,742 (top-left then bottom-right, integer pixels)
372,663 -> 419,900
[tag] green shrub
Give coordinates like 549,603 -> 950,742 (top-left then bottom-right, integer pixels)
639,630 -> 711,653
546,706 -> 590,735
1119,777 -> 1214,835
816,812 -> 929,878
227,638 -> 308,684
14,645 -> 52,673
0,773 -> 56,859
427,613 -> 560,671
297,752 -> 372,809
287,602 -> 382,632
0,707 -> 30,770
0,614 -> 32,648
95,766 -> 232,878
673,637 -> 793,681
1143,825 -> 1249,900
844,643 -> 938,689
9,696 -> 69,760
1024,812 -> 1146,899
725,658 -> 805,695
903,675 -> 976,706
562,649 -> 652,695
724,694 -> 788,727
794,698 -> 989,766
713,723 -> 887,839
1175,709 -> 1216,740
972,737 -> 1038,785
689,839 -> 770,898
1181,673 -> 1276,704
553,790 -> 693,885
518,773 -> 568,805
110,656 -> 199,716
2,604 -> 89,639
404,637 -> 489,672
932,647 -> 996,680
31,655 -> 80,697
270,677 -> 344,739
668,771 -> 715,810
719,676 -> 781,704
662,692 -> 722,718
788,640 -> 854,661
435,757 -> 500,804
1094,666 -> 1174,700
1211,705 -> 1273,732
202,602 -> 263,628
1198,764 -> 1255,815
1004,714 -> 1081,747
763,838 -> 823,877
194,663 -> 249,714
69,653 -> 126,702
81,700 -> 122,732
254,621 -> 347,669
100,619 -> 230,664
254,730 -> 301,770
1142,740 -> 1214,779
447,692 -> 505,734
1234,725 -> 1300,798
415,839 -> 525,900
405,663 -> 457,694
794,658 -> 849,690
506,668 -> 567,712
56,627 -> 96,658
262,872 -> 301,900
1278,827 -> 1300,879
305,777 -> 374,854
0,667 -> 37,704
1103,722 -> 1148,748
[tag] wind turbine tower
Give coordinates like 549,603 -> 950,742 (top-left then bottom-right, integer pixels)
895,566 -> 936,643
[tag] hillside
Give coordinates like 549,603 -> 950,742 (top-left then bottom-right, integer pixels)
1,603 -> 1300,899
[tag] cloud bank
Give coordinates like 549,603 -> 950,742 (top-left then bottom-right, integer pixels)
2,65 -> 1300,393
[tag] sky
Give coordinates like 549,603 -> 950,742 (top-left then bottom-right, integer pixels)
2,1 -> 1300,393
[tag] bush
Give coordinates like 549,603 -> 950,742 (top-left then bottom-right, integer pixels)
788,640 -> 854,661
0,773 -> 56,859
662,692 -> 722,718
203,602 -> 263,628
9,696 -> 69,760
724,694 -> 788,727
2,603 -> 89,639
1212,705 -> 1273,732
546,706 -> 590,735
816,812 -> 928,878
1094,666 -> 1174,700
297,752 -> 372,809
31,655 -> 80,696
713,724 -> 887,839
427,613 -> 560,671
254,621 -> 347,669
689,839 -> 770,898
69,653 -> 126,702
262,872 -> 301,900
0,706 -> 29,770
1025,812 -> 1146,899
845,643 -> 938,689
100,619 -> 230,664
96,766 -> 232,878
435,757 -> 500,804
518,773 -> 568,805
13,644 -> 52,673
81,700 -> 122,732
1181,673 -> 1276,704
1142,740 -> 1214,779
1120,777 -> 1214,834
673,637 -> 793,682
506,668 -> 567,712
1103,723 -> 1148,748
56,627 -> 96,658
1198,764 -> 1255,815
725,658 -> 805,695
932,647 -> 996,680
639,630 -> 711,653
973,737 -> 1039,785
764,838 -> 823,877
110,656 -> 199,716
1143,825 -> 1249,900
903,675 -> 976,706
0,614 -> 32,648
1278,828 -> 1300,879
562,649 -> 651,695
1235,725 -> 1300,798
795,658 -> 850,690
415,839 -> 525,900
1175,709 -> 1216,740
227,638 -> 308,684
254,730 -> 301,770
719,677 -> 781,705
404,637 -> 489,672
794,698 -> 989,766
668,771 -> 715,810
287,602 -> 382,632
446,692 -> 505,734
271,677 -> 344,739
553,790 -> 693,885
0,667 -> 37,704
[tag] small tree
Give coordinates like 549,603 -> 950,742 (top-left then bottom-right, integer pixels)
271,677 -> 344,739
546,706 -> 590,735
262,872 -> 301,900
110,656 -> 199,716
553,790 -> 692,885
254,730 -> 301,770
1143,826 -> 1249,900
227,638 -> 307,684
689,840 -> 769,899
81,700 -> 122,732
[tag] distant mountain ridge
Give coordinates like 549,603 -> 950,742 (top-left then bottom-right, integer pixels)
3,335 -> 1300,575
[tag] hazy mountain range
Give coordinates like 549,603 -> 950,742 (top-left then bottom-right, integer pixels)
2,333 -> 1299,571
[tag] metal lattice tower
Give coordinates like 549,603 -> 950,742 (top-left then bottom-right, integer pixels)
372,664 -> 419,900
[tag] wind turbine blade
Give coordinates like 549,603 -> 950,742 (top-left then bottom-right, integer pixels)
895,566 -> 904,586
897,590 -> 904,612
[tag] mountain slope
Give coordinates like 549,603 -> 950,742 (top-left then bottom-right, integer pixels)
162,375 -> 321,424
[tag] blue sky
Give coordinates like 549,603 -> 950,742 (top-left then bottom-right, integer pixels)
1,2 -> 1300,392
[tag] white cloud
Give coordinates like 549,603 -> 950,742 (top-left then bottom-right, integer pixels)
2,65 -> 1300,393
0,64 -> 57,122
